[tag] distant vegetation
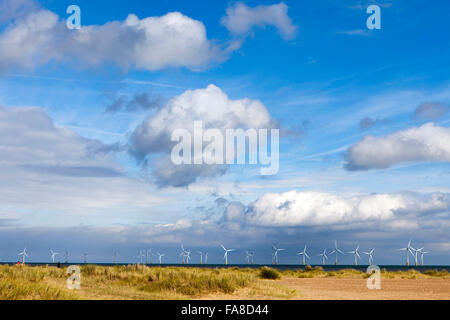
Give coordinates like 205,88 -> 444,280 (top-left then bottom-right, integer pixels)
0,264 -> 447,300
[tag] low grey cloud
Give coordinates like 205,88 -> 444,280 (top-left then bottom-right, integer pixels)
106,92 -> 163,113
222,2 -> 297,40
19,164 -> 123,178
152,157 -> 227,188
414,102 -> 449,121
0,105 -> 162,215
359,117 -> 387,131
345,123 -> 450,170
0,0 -> 38,23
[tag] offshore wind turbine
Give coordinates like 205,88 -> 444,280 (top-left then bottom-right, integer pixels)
221,245 -> 235,265
348,244 -> 361,266
113,251 -> 119,264
50,249 -> 59,263
64,250 -> 69,264
204,252 -> 208,264
198,251 -> 204,264
180,245 -> 188,264
330,240 -> 344,265
271,244 -> 285,265
412,247 -> 423,267
138,250 -> 145,264
399,239 -> 414,266
419,249 -> 429,266
157,252 -> 165,264
297,245 -> 310,265
185,250 -> 191,264
362,249 -> 375,265
318,248 -> 328,265
18,248 -> 29,264
245,250 -> 255,265
146,249 -> 152,264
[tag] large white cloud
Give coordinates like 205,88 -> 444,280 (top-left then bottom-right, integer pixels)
345,123 -> 450,170
130,84 -> 276,187
221,2 -> 297,40
225,190 -> 450,228
0,8 -> 222,72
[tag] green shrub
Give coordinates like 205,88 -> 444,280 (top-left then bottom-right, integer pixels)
259,267 -> 281,280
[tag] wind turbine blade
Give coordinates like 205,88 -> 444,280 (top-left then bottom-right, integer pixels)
305,253 -> 310,259
221,245 -> 226,251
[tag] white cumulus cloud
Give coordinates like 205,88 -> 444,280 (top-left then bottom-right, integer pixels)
345,123 -> 450,170
224,190 -> 450,228
129,84 -> 276,187
0,8 -> 223,72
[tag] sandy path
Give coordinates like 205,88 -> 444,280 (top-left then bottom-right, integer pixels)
279,277 -> 450,300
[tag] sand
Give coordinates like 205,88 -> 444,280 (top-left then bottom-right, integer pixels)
277,277 -> 450,300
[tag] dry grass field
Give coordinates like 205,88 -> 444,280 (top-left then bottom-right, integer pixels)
0,264 -> 448,300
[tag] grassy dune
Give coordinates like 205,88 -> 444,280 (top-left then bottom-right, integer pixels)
0,264 -> 447,300
0,264 -> 296,300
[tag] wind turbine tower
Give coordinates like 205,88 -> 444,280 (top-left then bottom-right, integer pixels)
399,240 -> 414,266
318,249 -> 328,265
18,248 -> 29,264
271,244 -> 285,265
221,245 -> 235,265
146,249 -> 152,264
420,249 -> 429,266
157,253 -> 165,264
348,244 -> 361,266
330,240 -> 344,265
50,249 -> 59,263
297,245 -> 310,265
245,250 -> 255,265
362,249 -> 374,265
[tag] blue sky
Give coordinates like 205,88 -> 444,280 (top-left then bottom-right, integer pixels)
0,0 -> 449,265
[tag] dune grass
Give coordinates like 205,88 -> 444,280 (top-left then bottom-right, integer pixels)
0,265 -> 77,300
0,264 -> 297,300
0,264 -> 447,300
